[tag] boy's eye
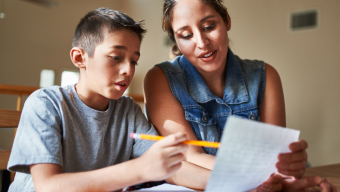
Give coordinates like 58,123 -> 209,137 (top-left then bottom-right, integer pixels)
131,61 -> 138,66
204,24 -> 215,31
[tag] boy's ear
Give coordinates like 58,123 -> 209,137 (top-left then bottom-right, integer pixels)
70,47 -> 86,69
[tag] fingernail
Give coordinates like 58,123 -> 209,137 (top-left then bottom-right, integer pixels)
315,176 -> 321,184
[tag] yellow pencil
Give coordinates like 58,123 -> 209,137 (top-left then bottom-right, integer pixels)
130,133 -> 220,148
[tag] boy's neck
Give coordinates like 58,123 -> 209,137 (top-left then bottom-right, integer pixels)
74,83 -> 110,111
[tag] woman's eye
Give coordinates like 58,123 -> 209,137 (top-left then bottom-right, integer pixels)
204,24 -> 215,30
181,33 -> 193,39
111,56 -> 121,60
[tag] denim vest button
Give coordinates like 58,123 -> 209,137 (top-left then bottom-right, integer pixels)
202,112 -> 208,123
249,112 -> 256,120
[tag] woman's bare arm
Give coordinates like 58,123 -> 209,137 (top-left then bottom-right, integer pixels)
144,66 -> 214,190
144,66 -> 216,170
260,63 -> 286,127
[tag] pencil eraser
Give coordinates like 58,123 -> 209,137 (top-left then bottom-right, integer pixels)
130,133 -> 134,139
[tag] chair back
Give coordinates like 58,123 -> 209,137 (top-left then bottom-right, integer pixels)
0,109 -> 21,170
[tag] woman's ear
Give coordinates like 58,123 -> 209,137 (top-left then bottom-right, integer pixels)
70,47 -> 86,69
226,13 -> 231,31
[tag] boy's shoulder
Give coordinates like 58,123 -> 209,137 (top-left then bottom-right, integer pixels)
115,95 -> 142,112
24,85 -> 74,114
29,85 -> 73,100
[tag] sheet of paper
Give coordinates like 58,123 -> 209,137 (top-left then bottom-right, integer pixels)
205,116 -> 300,192
134,183 -> 197,191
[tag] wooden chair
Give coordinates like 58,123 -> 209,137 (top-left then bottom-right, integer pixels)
0,109 -> 21,170
0,84 -> 39,183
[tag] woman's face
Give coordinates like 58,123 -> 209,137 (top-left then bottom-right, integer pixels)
171,0 -> 230,74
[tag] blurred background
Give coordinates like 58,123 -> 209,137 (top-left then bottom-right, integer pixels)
0,0 -> 339,181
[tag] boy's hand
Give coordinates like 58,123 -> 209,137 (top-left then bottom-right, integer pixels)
276,140 -> 308,178
138,132 -> 188,182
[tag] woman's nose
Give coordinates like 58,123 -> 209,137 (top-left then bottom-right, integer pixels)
196,33 -> 209,49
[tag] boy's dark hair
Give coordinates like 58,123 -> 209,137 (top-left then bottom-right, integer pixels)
72,8 -> 147,57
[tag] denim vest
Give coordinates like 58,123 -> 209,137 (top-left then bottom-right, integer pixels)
155,49 -> 266,155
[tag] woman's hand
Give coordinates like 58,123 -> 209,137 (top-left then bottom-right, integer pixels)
317,178 -> 338,192
138,132 -> 188,182
255,173 -> 283,192
276,140 -> 308,178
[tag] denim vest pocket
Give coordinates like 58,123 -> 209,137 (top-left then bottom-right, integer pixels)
232,109 -> 260,121
184,106 -> 219,155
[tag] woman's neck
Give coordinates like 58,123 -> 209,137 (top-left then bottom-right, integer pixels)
198,63 -> 227,99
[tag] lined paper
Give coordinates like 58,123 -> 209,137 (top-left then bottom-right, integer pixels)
205,116 -> 300,192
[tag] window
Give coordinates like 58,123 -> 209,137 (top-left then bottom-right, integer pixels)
61,71 -> 79,87
40,69 -> 55,87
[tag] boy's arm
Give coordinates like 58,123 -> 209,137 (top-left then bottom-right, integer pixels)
31,159 -> 143,192
30,132 -> 188,192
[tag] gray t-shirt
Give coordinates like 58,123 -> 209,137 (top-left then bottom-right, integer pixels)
7,85 -> 157,192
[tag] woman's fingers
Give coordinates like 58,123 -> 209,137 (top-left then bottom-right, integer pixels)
282,176 -> 322,191
278,151 -> 307,162
257,173 -> 283,192
289,140 -> 308,152
319,178 -> 338,192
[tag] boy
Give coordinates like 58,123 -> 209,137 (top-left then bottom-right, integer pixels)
7,8 -> 187,191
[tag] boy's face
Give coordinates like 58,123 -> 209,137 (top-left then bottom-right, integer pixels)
83,29 -> 141,100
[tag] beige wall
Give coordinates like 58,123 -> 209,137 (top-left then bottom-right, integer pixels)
0,0 -> 339,167
0,0 -> 125,149
224,0 -> 340,166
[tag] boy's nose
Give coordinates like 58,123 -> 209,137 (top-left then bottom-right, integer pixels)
121,61 -> 134,76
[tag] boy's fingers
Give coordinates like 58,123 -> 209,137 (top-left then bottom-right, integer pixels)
164,143 -> 188,157
289,140 -> 308,152
279,151 -> 307,162
167,162 -> 182,175
157,132 -> 188,147
166,153 -> 185,168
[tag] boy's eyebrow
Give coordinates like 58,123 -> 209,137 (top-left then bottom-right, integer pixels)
112,45 -> 140,56
175,15 -> 216,33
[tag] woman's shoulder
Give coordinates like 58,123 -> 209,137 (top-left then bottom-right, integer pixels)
235,55 -> 266,71
154,56 -> 185,73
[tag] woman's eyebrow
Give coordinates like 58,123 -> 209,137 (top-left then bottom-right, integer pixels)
175,15 -> 216,33
200,15 -> 215,22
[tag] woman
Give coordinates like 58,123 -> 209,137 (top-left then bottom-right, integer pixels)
144,0 -> 337,191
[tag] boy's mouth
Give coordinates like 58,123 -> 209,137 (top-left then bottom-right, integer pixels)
114,81 -> 129,91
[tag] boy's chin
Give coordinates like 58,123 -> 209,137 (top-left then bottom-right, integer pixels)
105,91 -> 125,100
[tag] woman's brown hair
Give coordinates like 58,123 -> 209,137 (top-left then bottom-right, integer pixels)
162,0 -> 229,57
